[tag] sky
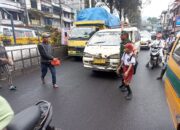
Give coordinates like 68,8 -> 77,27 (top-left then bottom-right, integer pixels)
142,0 -> 173,18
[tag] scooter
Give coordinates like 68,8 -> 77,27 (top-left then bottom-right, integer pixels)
7,100 -> 56,130
146,45 -> 163,69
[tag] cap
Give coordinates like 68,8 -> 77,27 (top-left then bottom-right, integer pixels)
124,43 -> 134,51
121,31 -> 129,35
42,33 -> 50,38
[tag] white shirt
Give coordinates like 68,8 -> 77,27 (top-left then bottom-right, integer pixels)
121,53 -> 136,66
150,39 -> 165,48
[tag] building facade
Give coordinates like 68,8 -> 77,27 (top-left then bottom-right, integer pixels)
160,0 -> 180,33
0,0 -> 75,29
0,0 -> 24,26
62,0 -> 85,11
25,0 -> 75,29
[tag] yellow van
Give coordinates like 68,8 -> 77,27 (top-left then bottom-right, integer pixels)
165,36 -> 180,130
0,26 -> 39,45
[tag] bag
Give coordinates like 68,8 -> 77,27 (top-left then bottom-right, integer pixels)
129,55 -> 138,75
51,59 -> 61,66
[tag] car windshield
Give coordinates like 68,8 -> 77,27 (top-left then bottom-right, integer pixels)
69,27 -> 96,40
88,31 -> 121,46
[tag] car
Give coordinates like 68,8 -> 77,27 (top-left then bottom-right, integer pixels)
83,27 -> 141,72
140,33 -> 151,50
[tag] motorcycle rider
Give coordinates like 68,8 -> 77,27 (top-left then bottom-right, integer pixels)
146,33 -> 165,67
156,33 -> 176,80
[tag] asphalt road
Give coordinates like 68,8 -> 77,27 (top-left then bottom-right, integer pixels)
0,51 -> 174,130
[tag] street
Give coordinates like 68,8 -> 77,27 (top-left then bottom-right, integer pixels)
0,51 -> 174,130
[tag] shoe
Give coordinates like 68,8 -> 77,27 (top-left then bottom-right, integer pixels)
156,77 -> 162,80
9,85 -> 16,90
118,84 -> 124,89
41,78 -> 45,84
53,84 -> 59,88
125,93 -> 132,100
121,87 -> 127,92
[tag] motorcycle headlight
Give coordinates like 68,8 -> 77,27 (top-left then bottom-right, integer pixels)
109,54 -> 120,59
83,52 -> 93,58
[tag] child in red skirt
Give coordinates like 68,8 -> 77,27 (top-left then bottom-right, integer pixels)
117,43 -> 136,100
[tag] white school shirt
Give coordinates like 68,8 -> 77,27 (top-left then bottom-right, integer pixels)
121,53 -> 136,66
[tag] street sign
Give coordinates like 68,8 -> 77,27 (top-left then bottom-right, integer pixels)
176,16 -> 180,27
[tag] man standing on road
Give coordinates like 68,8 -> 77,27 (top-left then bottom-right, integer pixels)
119,31 -> 131,57
0,43 -> 16,90
38,34 -> 58,88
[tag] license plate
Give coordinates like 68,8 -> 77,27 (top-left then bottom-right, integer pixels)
69,51 -> 76,54
93,58 -> 106,64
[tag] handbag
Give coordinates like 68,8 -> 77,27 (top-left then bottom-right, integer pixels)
51,58 -> 61,66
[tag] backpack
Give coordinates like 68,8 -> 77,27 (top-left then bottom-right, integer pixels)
129,55 -> 138,75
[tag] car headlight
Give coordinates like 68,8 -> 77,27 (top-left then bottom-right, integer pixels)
83,52 -> 93,58
109,54 -> 120,59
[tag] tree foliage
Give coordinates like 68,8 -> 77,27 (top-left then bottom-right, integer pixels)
84,0 -> 143,27
147,17 -> 159,25
147,17 -> 159,30
106,0 -> 142,27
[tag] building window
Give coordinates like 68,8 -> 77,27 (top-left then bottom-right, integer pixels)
31,0 -> 37,9
7,11 -> 18,20
42,5 -> 51,13
44,17 -> 52,25
2,12 -> 5,19
53,6 -> 61,15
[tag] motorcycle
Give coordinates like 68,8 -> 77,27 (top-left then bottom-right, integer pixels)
7,100 -> 56,130
146,45 -> 163,69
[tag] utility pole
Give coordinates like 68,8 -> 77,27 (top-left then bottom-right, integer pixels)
59,0 -> 63,28
23,0 -> 30,26
0,8 -> 16,45
89,0 -> 92,8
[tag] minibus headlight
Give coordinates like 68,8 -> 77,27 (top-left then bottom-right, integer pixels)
109,54 -> 120,59
83,52 -> 93,58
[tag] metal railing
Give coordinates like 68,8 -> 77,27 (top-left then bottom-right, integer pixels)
7,47 -> 40,71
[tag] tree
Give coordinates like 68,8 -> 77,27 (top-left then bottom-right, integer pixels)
106,0 -> 142,28
147,17 -> 159,30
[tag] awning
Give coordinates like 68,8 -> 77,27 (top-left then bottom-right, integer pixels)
61,4 -> 74,13
62,17 -> 73,23
0,3 -> 23,12
28,9 -> 44,18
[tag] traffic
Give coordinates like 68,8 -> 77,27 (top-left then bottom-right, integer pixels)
0,0 -> 180,130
